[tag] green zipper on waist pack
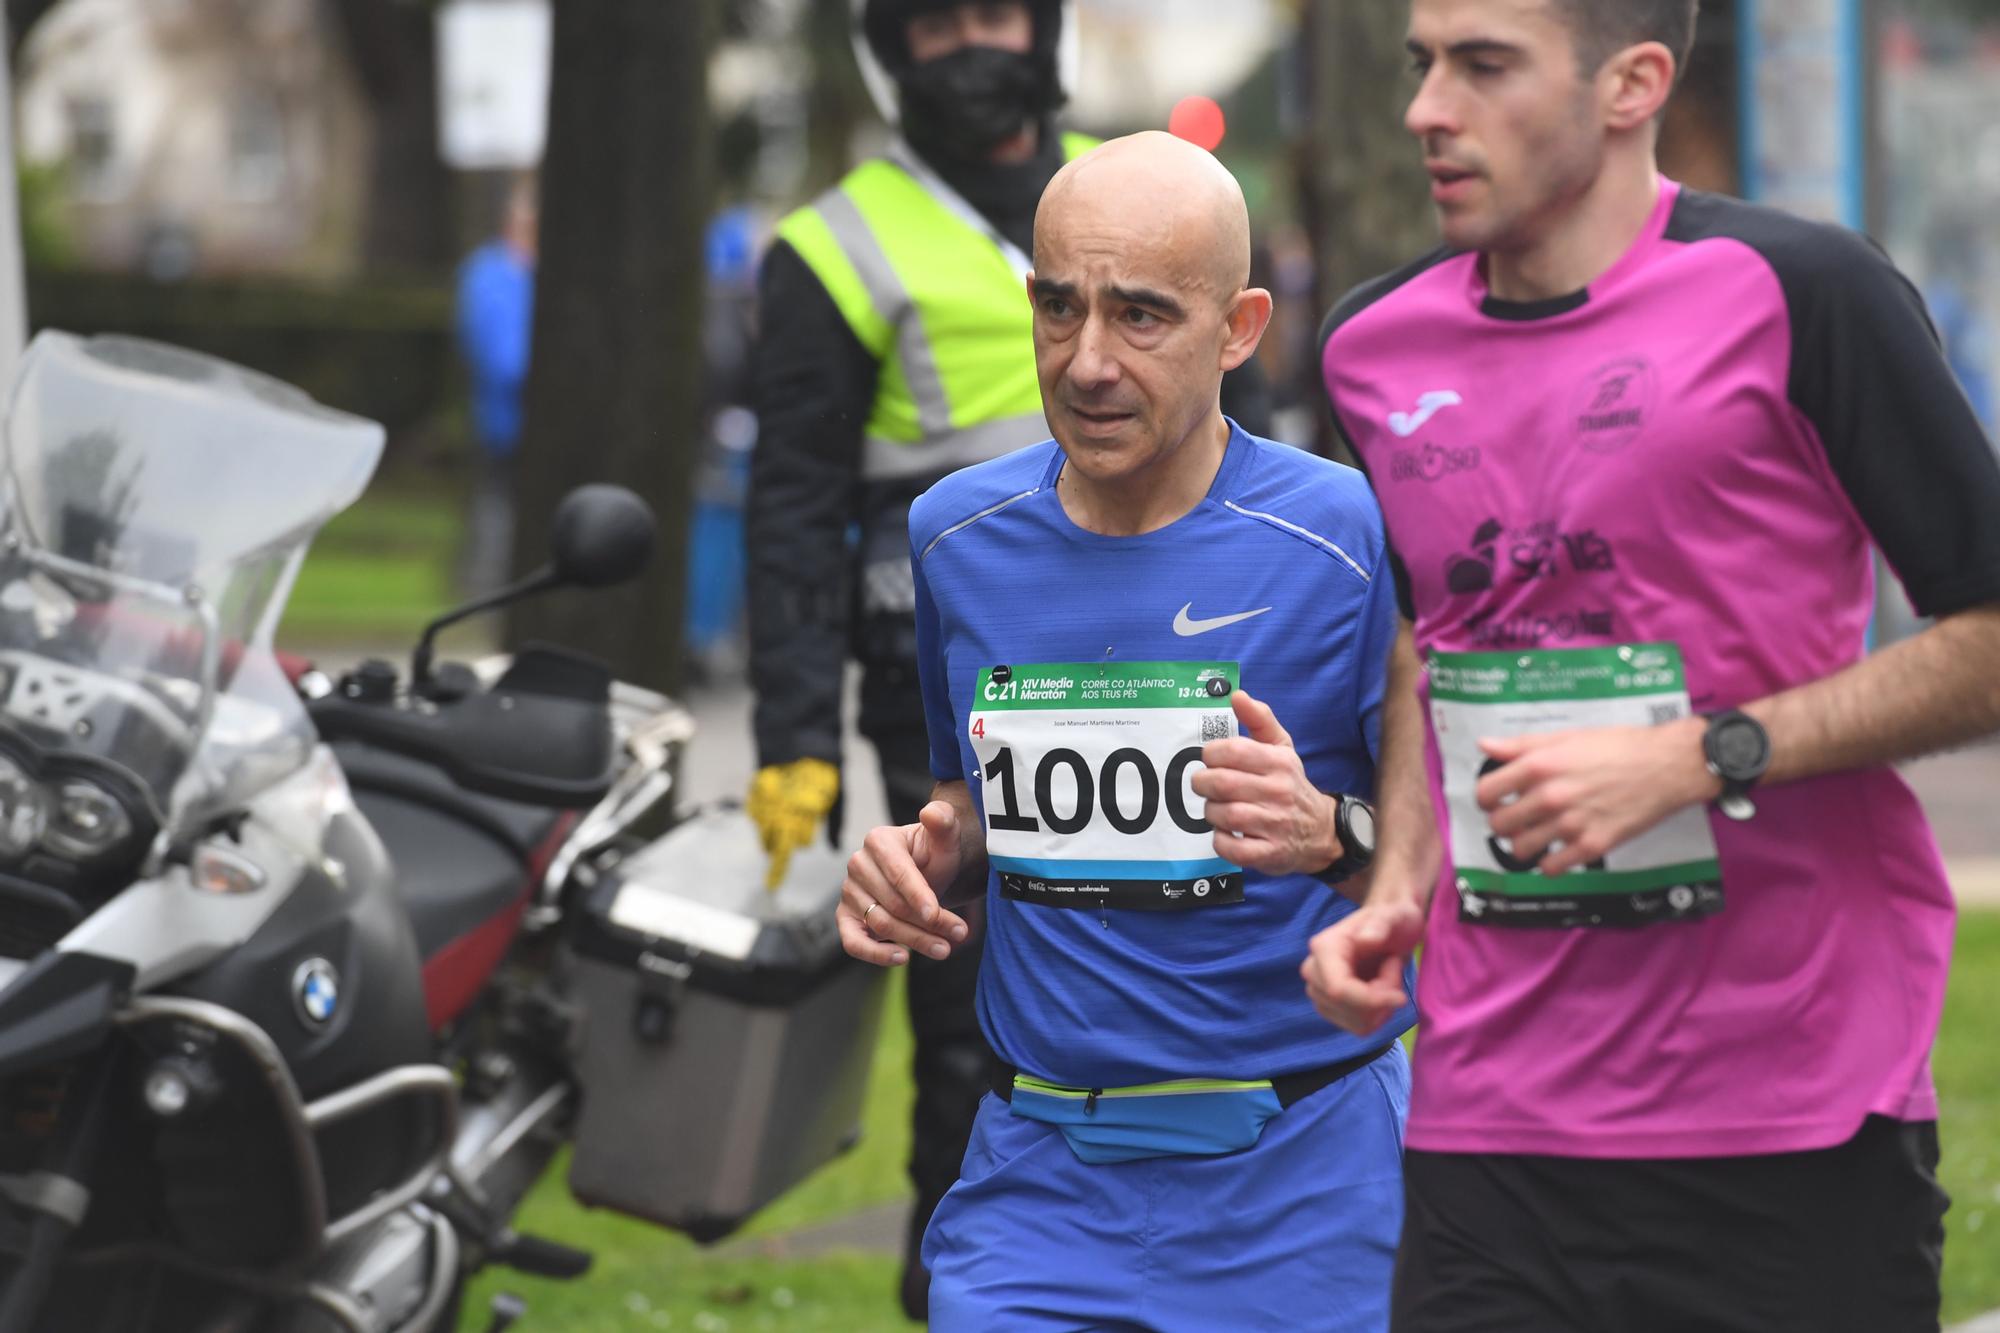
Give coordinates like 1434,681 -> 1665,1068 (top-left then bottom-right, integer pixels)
1011,1075 -> 1275,1100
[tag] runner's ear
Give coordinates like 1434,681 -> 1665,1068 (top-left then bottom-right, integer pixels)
1602,40 -> 1675,132
1220,287 -> 1273,373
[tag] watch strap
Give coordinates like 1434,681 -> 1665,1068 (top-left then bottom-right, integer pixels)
1315,793 -> 1375,885
1700,710 -> 1770,822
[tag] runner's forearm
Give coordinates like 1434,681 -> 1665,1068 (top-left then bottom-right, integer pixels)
1747,602 -> 2000,785
1367,621 -> 1441,914
931,779 -> 990,908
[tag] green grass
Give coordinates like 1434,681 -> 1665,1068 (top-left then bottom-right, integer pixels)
280,489 -> 460,644
1940,910 -> 2000,1323
457,969 -> 923,1331
451,918 -> 2000,1329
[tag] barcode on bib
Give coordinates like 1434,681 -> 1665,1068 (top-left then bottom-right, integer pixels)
1649,702 -> 1683,724
1202,713 -> 1232,741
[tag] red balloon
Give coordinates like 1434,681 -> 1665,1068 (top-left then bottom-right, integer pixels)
1168,96 -> 1227,152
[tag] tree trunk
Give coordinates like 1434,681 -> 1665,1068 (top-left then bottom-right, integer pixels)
1296,2 -> 1436,315
1296,0 -> 1440,304
505,0 -> 713,694
1293,0 -> 1437,454
804,0 -> 870,196
327,0 -> 453,274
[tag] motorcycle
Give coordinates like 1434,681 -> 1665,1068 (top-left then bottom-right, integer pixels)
0,330 -> 869,1333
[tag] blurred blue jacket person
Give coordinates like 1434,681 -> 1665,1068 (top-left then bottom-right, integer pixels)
454,178 -> 537,592
1925,280 -> 1995,434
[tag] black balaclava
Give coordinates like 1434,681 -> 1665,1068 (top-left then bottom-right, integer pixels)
865,0 -> 1066,165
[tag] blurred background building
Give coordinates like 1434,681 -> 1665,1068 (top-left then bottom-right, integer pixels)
15,0 -> 369,280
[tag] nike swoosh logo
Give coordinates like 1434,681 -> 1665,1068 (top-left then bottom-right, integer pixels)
1174,603 -> 1274,636
1387,389 -> 1464,438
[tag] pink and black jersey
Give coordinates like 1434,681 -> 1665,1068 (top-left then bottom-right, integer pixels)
1321,179 -> 2000,1159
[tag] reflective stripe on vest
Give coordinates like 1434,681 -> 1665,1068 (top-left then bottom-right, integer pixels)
775,133 -> 1098,482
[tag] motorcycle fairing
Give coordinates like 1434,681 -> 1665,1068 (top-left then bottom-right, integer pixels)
0,950 -> 132,1080
56,747 -> 360,992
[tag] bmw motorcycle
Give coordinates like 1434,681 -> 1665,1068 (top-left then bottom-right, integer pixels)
0,331 -> 696,1332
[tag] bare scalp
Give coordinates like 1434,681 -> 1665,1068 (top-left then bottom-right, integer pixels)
1035,131 -> 1252,301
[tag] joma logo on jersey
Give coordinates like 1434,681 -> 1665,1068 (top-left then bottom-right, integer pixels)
1387,389 -> 1464,438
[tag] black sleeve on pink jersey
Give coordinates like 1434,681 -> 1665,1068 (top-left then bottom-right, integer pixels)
1668,191 -> 2000,619
1318,250 -> 1456,623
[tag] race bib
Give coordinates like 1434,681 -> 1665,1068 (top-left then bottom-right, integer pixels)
969,662 -> 1240,912
1430,644 -> 1724,929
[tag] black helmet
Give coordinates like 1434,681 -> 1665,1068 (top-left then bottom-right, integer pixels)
860,0 -> 1065,82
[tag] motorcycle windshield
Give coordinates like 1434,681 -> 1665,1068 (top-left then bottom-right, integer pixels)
0,332 -> 382,832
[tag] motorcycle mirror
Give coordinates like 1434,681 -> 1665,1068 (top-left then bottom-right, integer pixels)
410,485 -> 657,690
549,485 -> 656,589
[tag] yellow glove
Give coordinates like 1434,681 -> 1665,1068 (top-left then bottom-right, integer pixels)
748,758 -> 841,891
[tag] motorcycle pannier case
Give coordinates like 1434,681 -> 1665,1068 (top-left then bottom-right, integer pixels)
565,809 -> 886,1241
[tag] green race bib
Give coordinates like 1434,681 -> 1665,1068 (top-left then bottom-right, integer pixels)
1430,643 -> 1724,928
969,662 -> 1241,911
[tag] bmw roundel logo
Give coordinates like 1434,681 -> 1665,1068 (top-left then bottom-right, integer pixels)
292,958 -> 340,1030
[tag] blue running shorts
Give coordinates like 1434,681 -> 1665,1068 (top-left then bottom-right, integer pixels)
923,1042 -> 1410,1331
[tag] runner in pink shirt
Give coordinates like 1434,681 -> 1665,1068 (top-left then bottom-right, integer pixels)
1310,1 -> 2000,1328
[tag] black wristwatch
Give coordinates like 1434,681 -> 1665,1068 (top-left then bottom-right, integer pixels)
1701,710 -> 1771,822
1316,793 -> 1377,884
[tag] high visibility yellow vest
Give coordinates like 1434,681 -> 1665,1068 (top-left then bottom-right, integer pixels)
774,133 -> 1097,482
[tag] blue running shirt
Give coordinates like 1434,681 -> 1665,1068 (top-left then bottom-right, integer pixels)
911,424 -> 1416,1086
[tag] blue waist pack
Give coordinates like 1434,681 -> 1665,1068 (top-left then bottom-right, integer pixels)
996,1047 -> 1392,1165
1006,1074 -> 1284,1164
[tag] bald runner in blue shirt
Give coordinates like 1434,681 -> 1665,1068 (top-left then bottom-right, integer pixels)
835,132 -> 1412,1332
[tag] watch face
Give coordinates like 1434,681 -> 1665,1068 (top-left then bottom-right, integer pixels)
1346,801 -> 1376,856
1713,717 -> 1771,778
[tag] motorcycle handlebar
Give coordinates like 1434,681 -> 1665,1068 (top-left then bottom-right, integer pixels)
309,647 -> 620,810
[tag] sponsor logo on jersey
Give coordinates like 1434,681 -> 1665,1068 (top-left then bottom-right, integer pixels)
1574,357 -> 1658,453
1443,518 -> 1619,596
1389,441 -> 1483,483
1460,607 -> 1618,649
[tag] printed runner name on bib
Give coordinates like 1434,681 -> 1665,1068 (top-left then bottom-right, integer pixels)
970,662 -> 1241,912
1430,643 -> 1724,929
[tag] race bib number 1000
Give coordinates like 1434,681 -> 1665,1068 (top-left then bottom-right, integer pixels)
970,662 -> 1240,912
1430,644 -> 1725,929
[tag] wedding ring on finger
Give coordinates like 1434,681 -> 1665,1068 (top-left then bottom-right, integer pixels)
861,900 -> 882,939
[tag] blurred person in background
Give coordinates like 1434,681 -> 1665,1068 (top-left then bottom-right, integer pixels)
744,0 -> 1269,1318
454,174 -> 537,595
1921,214 -> 1996,435
685,206 -> 762,680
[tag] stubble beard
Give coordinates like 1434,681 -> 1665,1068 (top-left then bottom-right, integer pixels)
1472,101 -> 1607,260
